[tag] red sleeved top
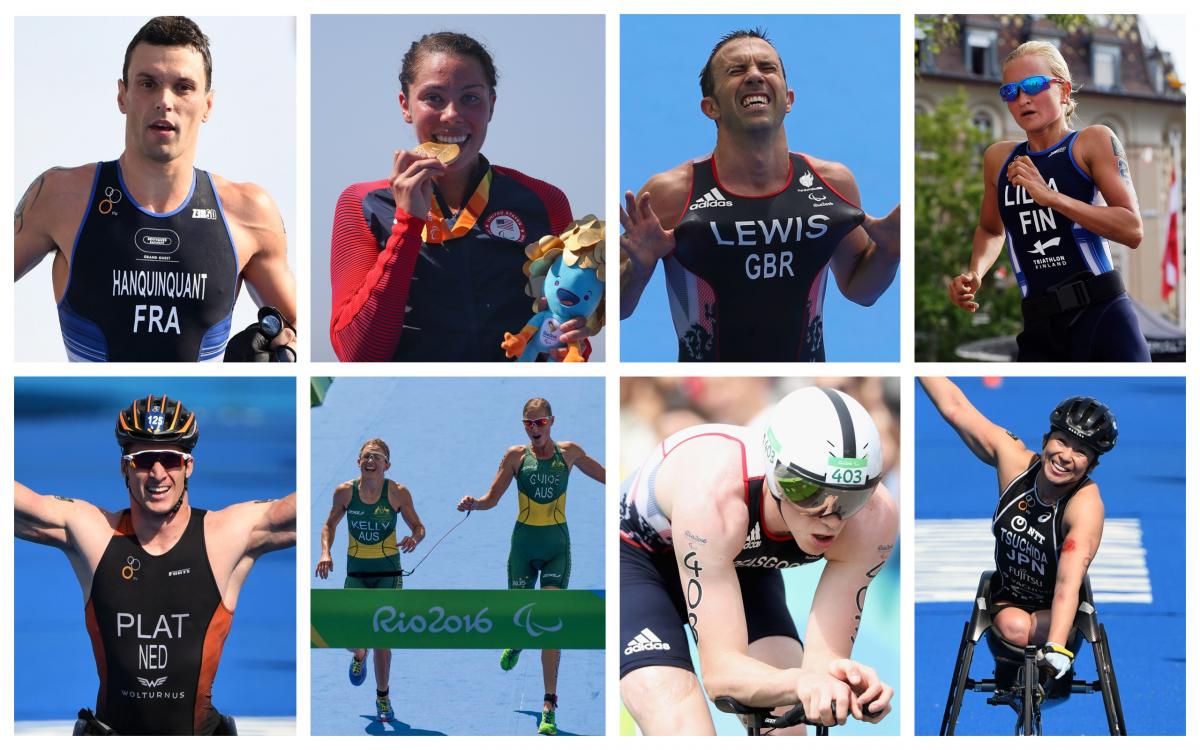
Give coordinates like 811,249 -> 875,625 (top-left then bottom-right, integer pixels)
330,158 -> 572,361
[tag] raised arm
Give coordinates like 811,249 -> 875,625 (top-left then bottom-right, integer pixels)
619,166 -> 688,319
316,483 -> 352,577
919,376 -> 1028,468
1047,485 -> 1104,646
823,161 -> 899,306
245,493 -> 297,555
15,481 -> 115,596
562,441 -> 606,485
207,493 -> 297,610
457,446 -> 522,511
16,480 -> 75,547
391,481 -> 426,552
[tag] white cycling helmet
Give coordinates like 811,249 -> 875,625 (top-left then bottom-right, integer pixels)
763,386 -> 883,518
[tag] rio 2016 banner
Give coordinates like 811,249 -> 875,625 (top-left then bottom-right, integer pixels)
311,589 -> 605,649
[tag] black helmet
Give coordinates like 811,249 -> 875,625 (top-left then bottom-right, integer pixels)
1048,396 -> 1117,455
115,395 -> 199,452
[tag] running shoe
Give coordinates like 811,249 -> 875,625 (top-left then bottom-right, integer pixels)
349,655 -> 367,686
376,695 -> 394,722
500,648 -> 522,671
538,709 -> 557,735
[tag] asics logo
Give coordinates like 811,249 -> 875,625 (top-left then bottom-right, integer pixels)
689,188 -> 732,210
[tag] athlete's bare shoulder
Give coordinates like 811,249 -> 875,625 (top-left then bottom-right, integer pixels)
657,428 -> 753,515
332,481 -> 355,505
640,161 -> 693,231
983,140 -> 1022,177
15,164 -> 96,236
209,175 -> 281,229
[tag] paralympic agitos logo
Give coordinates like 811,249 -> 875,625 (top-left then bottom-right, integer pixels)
513,602 -> 563,638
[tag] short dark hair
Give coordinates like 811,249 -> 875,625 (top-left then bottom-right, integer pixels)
698,27 -> 785,98
523,398 -> 552,418
123,16 -> 213,91
399,32 -> 498,96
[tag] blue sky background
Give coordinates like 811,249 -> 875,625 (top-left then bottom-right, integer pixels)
13,17 -> 297,362
310,15 -> 606,362
620,14 -> 900,361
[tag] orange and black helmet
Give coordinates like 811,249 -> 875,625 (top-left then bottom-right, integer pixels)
115,395 -> 199,452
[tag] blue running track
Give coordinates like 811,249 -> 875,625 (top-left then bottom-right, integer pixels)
914,377 -> 1185,735
309,377 -> 605,735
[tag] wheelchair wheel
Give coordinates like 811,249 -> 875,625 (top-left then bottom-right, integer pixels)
1018,650 -> 1041,736
940,621 -> 975,735
1092,624 -> 1127,735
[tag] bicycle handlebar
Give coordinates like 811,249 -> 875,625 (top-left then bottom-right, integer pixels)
715,695 -> 883,732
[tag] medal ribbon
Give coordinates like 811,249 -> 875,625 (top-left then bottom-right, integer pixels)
422,168 -> 493,244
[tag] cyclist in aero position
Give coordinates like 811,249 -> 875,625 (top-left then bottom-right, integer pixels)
949,41 -> 1149,361
919,377 -> 1112,679
316,438 -> 425,723
14,395 -> 297,735
457,397 -> 606,735
619,386 -> 896,734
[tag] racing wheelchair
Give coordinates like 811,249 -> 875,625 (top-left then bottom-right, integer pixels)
940,572 -> 1126,735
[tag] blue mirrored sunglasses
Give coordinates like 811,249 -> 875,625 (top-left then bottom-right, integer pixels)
999,75 -> 1065,102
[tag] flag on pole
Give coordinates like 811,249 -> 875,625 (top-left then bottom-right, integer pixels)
1162,160 -> 1180,299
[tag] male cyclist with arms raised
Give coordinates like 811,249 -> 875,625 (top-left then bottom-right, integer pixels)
619,386 -> 896,734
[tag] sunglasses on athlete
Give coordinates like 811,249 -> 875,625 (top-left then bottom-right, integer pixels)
999,75 -> 1066,102
522,417 -> 552,428
771,463 -> 880,519
122,450 -> 192,470
359,452 -> 388,463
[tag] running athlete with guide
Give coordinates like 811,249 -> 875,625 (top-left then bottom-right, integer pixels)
620,29 -> 900,361
619,387 -> 897,734
13,395 -> 297,735
330,32 -> 590,362
457,398 -> 606,735
919,377 -> 1112,678
315,438 -> 426,723
13,17 -> 298,362
949,42 -> 1149,361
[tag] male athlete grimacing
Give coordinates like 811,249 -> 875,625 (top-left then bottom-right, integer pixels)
620,29 -> 900,361
14,16 -> 297,362
14,395 -> 296,735
619,387 -> 896,734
